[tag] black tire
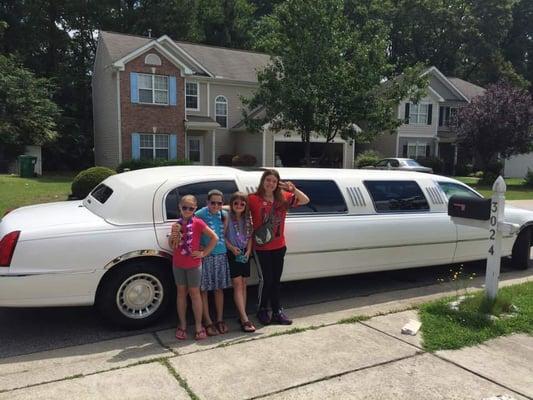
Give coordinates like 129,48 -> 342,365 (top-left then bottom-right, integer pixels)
511,228 -> 532,270
95,259 -> 174,329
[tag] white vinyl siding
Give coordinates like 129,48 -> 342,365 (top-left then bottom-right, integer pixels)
138,74 -> 168,105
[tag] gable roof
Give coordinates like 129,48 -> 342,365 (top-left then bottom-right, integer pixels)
447,77 -> 485,101
99,31 -> 271,83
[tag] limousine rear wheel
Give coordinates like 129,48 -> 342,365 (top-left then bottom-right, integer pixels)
511,228 -> 532,270
96,259 -> 174,328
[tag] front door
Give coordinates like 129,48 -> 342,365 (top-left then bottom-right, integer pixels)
187,136 -> 203,165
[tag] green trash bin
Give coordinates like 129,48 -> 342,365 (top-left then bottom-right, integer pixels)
18,155 -> 37,178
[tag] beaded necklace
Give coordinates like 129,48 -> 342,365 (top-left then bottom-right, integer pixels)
177,217 -> 194,256
231,213 -> 252,249
206,210 -> 225,245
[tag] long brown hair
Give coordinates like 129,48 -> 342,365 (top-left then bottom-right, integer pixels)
255,169 -> 288,209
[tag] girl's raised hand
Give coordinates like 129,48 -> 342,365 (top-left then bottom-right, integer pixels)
279,181 -> 295,193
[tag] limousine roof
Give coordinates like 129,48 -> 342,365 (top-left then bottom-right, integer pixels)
85,166 -> 461,225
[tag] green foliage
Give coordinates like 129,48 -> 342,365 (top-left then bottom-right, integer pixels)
231,153 -> 257,166
116,158 -> 191,173
217,154 -> 234,166
71,167 -> 116,199
455,163 -> 473,177
420,281 -> 533,351
0,55 -> 60,146
416,157 -> 444,174
523,169 -> 533,188
244,0 -> 427,166
355,150 -> 381,168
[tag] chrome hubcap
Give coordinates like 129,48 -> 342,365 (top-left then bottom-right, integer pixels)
117,273 -> 163,319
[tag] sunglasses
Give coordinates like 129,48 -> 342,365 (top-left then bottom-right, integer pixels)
180,206 -> 196,212
232,201 -> 246,207
209,201 -> 223,206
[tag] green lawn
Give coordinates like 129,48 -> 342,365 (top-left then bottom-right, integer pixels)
455,176 -> 533,200
0,174 -> 74,217
419,281 -> 533,352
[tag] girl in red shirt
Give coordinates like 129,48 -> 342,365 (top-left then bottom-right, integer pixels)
248,169 -> 309,325
169,195 -> 218,340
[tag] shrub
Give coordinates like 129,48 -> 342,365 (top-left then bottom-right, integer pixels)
232,154 -> 257,166
116,158 -> 190,173
355,150 -> 381,168
416,157 -> 444,174
479,161 -> 504,185
455,163 -> 473,177
217,154 -> 234,166
71,167 -> 116,199
524,169 -> 533,188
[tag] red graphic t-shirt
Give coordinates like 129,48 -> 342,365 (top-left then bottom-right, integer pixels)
248,191 -> 297,251
172,217 -> 207,269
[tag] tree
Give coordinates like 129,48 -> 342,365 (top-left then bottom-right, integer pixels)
0,54 -> 60,146
244,0 -> 427,165
453,81 -> 533,173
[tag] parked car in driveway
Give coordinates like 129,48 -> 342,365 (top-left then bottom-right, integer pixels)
1,166 -> 531,328
364,158 -> 433,173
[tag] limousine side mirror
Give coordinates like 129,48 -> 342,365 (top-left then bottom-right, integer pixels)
447,195 -> 491,221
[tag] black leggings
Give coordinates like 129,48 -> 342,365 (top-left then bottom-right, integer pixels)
255,246 -> 287,312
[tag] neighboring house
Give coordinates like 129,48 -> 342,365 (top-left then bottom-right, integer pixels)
92,31 -> 355,169
366,67 -> 485,174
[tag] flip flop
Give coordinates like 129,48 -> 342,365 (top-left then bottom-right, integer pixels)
175,327 -> 187,340
240,320 -> 256,333
195,328 -> 207,340
215,320 -> 229,334
204,324 -> 218,337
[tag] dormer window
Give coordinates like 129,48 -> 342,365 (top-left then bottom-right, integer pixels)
138,73 -> 168,105
215,95 -> 228,128
186,81 -> 199,110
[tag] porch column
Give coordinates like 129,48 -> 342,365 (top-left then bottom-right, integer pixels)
211,129 -> 216,166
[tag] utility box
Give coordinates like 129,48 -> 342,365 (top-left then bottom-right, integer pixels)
448,195 -> 491,221
18,155 -> 37,178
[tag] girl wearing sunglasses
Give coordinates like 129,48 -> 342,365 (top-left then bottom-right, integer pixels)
195,189 -> 231,335
169,195 -> 218,341
225,192 -> 255,333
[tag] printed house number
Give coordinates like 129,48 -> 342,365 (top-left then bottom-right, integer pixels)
488,201 -> 497,255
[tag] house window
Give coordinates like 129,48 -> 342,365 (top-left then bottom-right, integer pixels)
407,142 -> 428,158
139,134 -> 169,160
439,106 -> 457,127
215,95 -> 228,128
186,82 -> 199,110
138,74 -> 168,105
409,103 -> 429,124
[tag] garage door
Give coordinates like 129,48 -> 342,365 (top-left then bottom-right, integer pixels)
275,142 -> 343,168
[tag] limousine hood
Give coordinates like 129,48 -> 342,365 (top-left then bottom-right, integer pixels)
0,201 -> 108,241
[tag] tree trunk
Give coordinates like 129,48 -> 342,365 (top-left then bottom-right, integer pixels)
304,139 -> 311,167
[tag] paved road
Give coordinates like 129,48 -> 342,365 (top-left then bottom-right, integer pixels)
0,260 -> 515,359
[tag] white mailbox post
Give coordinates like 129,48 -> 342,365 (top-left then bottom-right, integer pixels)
449,176 -> 519,300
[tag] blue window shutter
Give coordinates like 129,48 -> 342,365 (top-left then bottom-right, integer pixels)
169,134 -> 178,160
169,76 -> 177,106
404,103 -> 410,124
132,133 -> 140,159
130,73 -> 139,103
427,104 -> 433,125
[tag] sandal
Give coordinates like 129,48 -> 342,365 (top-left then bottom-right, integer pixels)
215,320 -> 229,334
204,324 -> 218,337
175,327 -> 187,340
240,319 -> 256,333
195,328 -> 207,340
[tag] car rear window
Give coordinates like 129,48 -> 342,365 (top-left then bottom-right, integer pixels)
90,184 -> 113,204
364,180 -> 429,213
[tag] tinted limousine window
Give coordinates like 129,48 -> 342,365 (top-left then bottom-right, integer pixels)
288,180 -> 347,214
364,180 -> 429,213
165,180 -> 239,219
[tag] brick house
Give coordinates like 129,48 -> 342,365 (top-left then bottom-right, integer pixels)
92,31 -> 355,169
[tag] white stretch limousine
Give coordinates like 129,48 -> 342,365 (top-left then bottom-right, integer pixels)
1,166 -> 532,327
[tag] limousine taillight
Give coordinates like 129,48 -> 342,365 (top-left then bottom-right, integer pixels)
0,231 -> 20,267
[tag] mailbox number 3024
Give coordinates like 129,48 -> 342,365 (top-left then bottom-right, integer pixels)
488,201 -> 498,255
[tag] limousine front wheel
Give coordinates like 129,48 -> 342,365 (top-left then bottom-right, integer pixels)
511,228 -> 532,270
96,260 -> 174,328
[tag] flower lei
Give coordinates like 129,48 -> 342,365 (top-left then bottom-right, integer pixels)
231,213 -> 252,250
177,217 -> 194,256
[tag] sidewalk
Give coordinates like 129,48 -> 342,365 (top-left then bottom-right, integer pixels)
0,273 -> 531,400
